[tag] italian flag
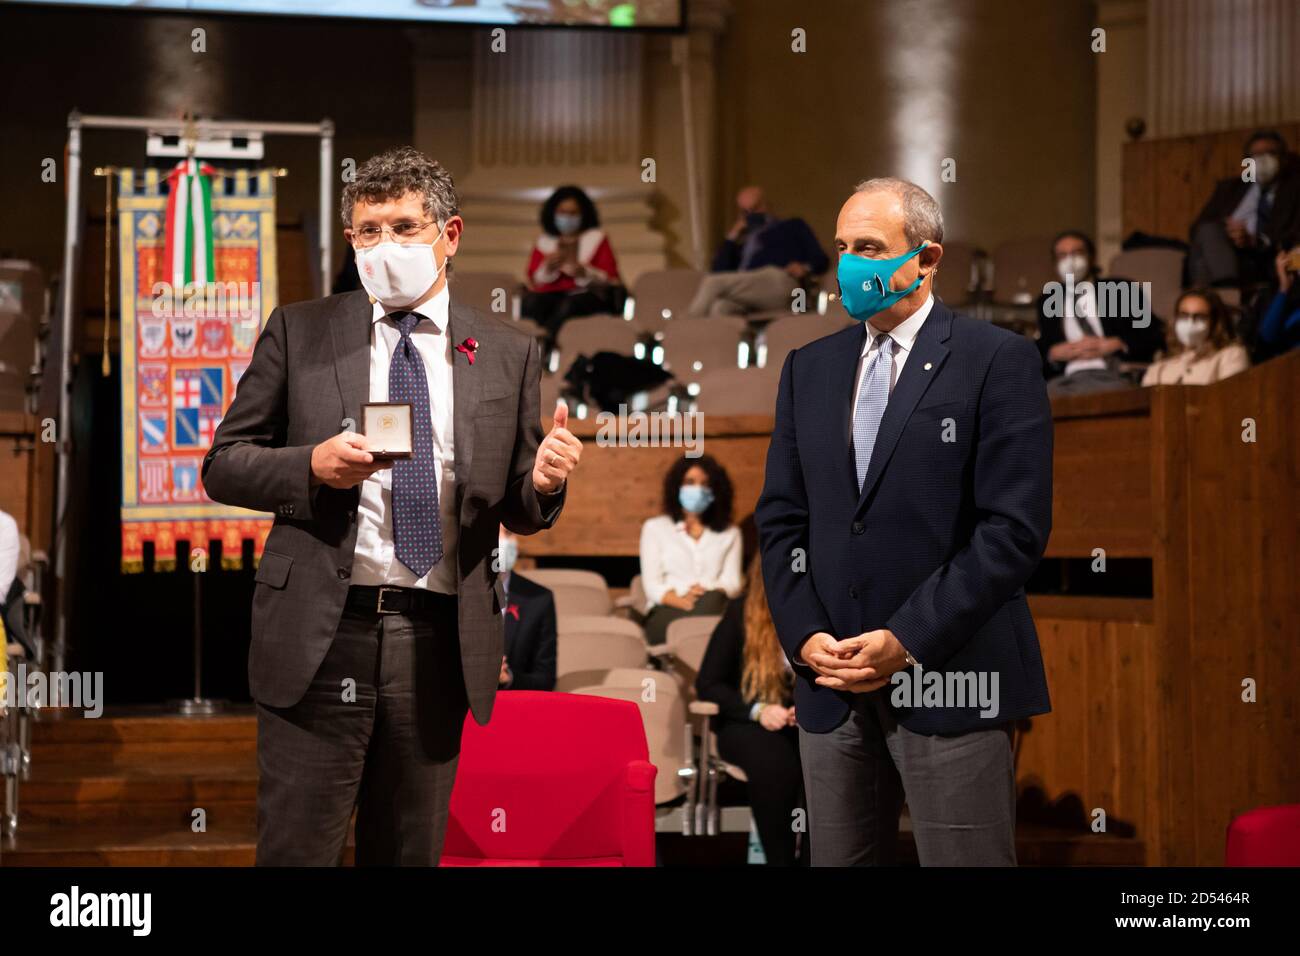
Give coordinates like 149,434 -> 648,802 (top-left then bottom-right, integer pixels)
164,158 -> 216,290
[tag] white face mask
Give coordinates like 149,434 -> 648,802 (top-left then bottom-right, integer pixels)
354,221 -> 448,309
1056,253 -> 1089,281
1252,152 -> 1280,186
1174,317 -> 1210,349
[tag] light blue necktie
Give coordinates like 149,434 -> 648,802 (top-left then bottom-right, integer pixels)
853,333 -> 895,491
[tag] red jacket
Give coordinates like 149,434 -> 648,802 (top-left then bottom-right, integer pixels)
526,228 -> 620,293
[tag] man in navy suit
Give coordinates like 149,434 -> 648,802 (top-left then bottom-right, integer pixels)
755,177 -> 1053,866
496,527 -> 557,691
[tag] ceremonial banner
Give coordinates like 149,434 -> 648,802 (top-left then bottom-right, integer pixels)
118,166 -> 279,572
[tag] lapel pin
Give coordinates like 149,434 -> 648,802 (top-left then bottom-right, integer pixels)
456,337 -> 479,365
923,362 -> 933,371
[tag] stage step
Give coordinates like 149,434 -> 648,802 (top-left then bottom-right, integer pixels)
2,823 -> 261,867
28,707 -> 256,764
5,709 -> 1146,866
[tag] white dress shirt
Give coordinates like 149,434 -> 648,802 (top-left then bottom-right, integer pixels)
850,293 -> 934,427
1060,280 -> 1107,376
0,510 -> 18,599
1230,182 -> 1276,239
352,285 -> 459,594
638,514 -> 744,608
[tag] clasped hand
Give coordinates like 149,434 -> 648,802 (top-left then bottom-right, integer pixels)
799,629 -> 910,693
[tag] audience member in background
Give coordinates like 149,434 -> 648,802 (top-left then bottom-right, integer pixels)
1250,244 -> 1300,358
522,185 -> 624,336
0,510 -> 28,654
1035,230 -> 1162,396
696,552 -> 807,866
495,526 -> 557,691
1142,288 -> 1249,386
688,186 -> 829,317
1189,130 -> 1300,289
639,454 -> 743,646
0,510 -> 19,712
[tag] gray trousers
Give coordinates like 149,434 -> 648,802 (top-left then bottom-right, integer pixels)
687,265 -> 797,317
255,596 -> 467,865
798,691 -> 1016,866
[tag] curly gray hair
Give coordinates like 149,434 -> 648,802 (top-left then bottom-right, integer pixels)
340,146 -> 459,228
854,177 -> 944,247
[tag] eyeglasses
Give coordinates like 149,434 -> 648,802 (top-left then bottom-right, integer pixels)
348,220 -> 437,248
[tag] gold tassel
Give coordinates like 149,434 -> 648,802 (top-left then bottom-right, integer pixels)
94,166 -> 116,377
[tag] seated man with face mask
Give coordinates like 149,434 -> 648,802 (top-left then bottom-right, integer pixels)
494,527 -> 558,691
1034,230 -> 1164,396
1142,288 -> 1250,386
687,186 -> 829,318
1190,129 -> 1300,289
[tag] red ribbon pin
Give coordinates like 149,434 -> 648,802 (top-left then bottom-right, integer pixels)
456,337 -> 479,365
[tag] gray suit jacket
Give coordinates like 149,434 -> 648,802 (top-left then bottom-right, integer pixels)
201,289 -> 563,723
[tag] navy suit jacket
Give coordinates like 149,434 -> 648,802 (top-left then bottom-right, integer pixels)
712,217 -> 830,275
501,571 -> 557,691
754,298 -> 1053,736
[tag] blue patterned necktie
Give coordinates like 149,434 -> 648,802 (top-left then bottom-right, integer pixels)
388,310 -> 443,577
853,333 -> 895,491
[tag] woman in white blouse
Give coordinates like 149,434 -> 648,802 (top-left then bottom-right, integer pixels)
639,454 -> 744,645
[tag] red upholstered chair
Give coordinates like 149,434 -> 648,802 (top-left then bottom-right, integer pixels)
440,691 -> 657,867
1225,804 -> 1300,866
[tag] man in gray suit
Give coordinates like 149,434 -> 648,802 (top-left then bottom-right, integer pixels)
202,146 -> 581,865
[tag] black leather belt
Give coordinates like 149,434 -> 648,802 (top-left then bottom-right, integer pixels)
346,584 -> 455,617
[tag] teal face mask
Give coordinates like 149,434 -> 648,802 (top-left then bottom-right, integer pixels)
837,243 -> 927,321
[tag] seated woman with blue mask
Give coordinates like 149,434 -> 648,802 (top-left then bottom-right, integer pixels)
638,455 -> 744,646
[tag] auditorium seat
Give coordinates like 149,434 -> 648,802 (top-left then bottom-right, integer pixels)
449,270 -> 524,317
656,316 -> 747,381
991,237 -> 1056,305
511,316 -> 545,340
1225,804 -> 1300,866
690,366 -> 780,415
441,691 -> 656,866
1108,247 -> 1184,321
628,268 -> 704,323
556,616 -> 648,688
688,697 -> 749,836
571,668 -> 691,806
760,313 -> 850,368
650,614 -> 722,693
553,315 -> 642,366
933,239 -> 981,307
525,568 -> 614,616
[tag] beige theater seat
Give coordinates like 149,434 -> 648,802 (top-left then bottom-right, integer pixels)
991,238 -> 1056,305
525,569 -> 613,617
449,271 -> 524,317
652,615 -> 723,678
690,366 -> 780,415
1109,247 -> 1185,322
555,616 -> 648,690
933,240 -> 980,308
656,317 -> 746,382
553,315 -> 642,368
629,269 -> 704,324
571,668 -> 691,806
760,313 -> 850,369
